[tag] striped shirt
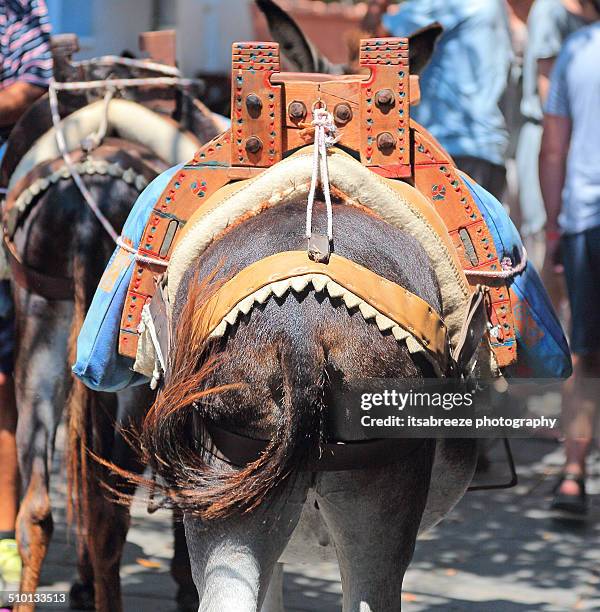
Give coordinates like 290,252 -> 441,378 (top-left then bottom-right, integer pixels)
1,0 -> 53,143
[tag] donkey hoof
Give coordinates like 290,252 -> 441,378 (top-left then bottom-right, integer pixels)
175,586 -> 199,612
69,581 -> 95,610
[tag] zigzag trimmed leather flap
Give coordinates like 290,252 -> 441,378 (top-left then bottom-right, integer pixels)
191,250 -> 449,367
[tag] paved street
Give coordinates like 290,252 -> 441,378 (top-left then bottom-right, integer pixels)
26,406 -> 600,611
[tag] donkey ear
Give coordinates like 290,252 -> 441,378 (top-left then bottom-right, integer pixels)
255,0 -> 332,73
408,22 -> 443,75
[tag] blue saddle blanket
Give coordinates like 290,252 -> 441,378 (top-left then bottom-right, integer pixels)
72,164 -> 183,391
461,176 -> 571,379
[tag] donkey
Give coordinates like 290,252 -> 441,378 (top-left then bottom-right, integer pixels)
6,142 -> 192,612
4,84 -> 220,609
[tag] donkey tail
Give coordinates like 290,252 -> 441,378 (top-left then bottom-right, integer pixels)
148,337 -> 326,521
247,338 -> 326,504
66,255 -> 94,533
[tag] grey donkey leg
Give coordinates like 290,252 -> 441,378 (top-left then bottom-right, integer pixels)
184,471 -> 311,612
419,439 -> 477,533
13,294 -> 73,606
314,440 -> 435,612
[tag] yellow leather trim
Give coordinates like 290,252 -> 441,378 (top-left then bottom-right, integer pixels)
194,251 -> 448,363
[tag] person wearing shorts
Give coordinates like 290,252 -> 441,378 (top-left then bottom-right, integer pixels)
540,0 -> 600,516
0,0 -> 53,598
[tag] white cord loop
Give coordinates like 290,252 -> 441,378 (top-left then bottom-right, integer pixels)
81,86 -> 115,152
306,106 -> 339,242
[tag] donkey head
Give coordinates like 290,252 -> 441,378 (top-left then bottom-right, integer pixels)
255,0 -> 443,75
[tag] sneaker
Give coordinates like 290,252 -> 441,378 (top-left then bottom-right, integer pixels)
0,539 -> 21,585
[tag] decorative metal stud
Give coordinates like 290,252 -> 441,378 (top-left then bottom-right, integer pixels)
377,132 -> 396,153
246,93 -> 263,118
334,103 -> 353,125
288,100 -> 307,122
245,136 -> 263,154
375,89 -> 395,110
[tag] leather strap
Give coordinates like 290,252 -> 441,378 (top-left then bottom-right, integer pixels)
193,251 -> 449,364
2,142 -> 161,302
3,141 -> 161,239
4,237 -> 73,300
452,285 -> 489,375
205,421 -> 424,471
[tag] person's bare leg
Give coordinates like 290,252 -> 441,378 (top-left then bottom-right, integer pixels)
0,372 -> 18,533
559,352 -> 600,496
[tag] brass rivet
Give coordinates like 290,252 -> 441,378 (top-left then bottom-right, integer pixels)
288,100 -> 307,122
245,136 -> 263,154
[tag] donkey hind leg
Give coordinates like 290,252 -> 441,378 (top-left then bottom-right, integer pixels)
184,464 -> 311,612
314,440 -> 435,612
13,295 -> 73,606
419,439 -> 477,533
84,385 -> 151,612
171,508 -> 200,612
69,545 -> 95,610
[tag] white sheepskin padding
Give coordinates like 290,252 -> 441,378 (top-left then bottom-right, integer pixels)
9,98 -> 203,189
167,146 -> 471,349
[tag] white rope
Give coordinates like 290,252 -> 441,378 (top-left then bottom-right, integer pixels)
48,80 -> 168,267
43,62 -> 201,268
463,247 -> 528,279
306,106 -> 339,241
81,86 -> 115,152
51,75 -> 200,92
72,55 -> 182,76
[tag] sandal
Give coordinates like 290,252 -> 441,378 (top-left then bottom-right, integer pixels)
551,473 -> 588,517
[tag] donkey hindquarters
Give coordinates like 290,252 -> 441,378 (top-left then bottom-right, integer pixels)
151,200 -> 477,611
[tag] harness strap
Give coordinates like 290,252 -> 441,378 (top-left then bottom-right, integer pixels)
2,142 -> 159,300
3,142 -> 155,239
205,421 -> 425,471
452,285 -> 489,375
191,250 -> 449,365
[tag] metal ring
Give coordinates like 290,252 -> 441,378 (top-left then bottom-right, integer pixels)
312,98 -> 327,111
